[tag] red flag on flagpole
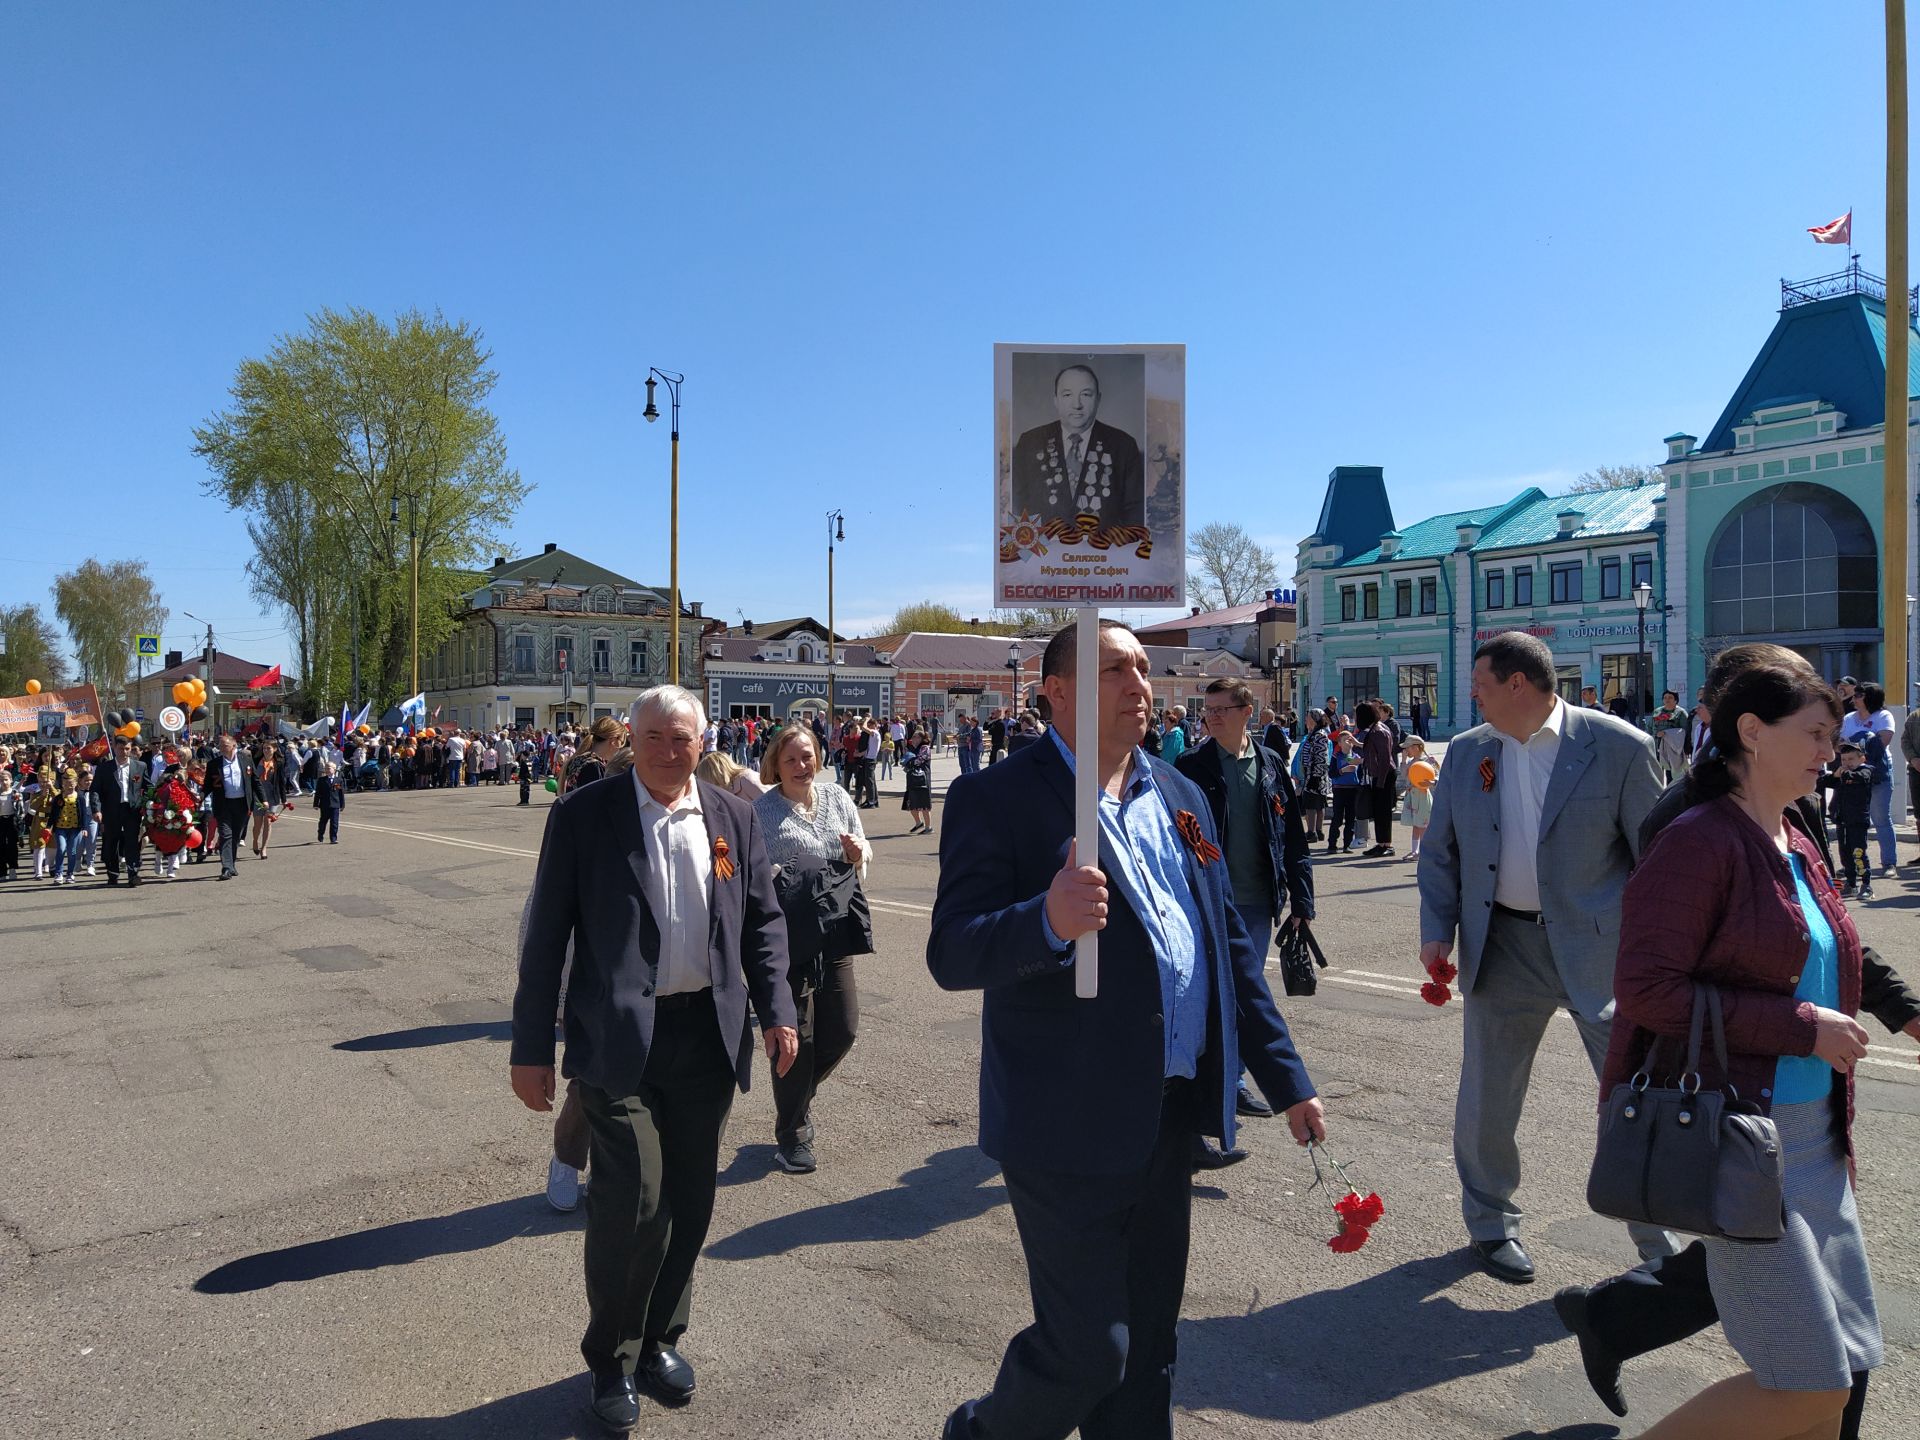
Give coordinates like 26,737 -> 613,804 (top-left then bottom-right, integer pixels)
247,664 -> 282,690
1808,210 -> 1852,245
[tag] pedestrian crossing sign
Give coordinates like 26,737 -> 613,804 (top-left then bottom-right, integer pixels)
135,633 -> 160,656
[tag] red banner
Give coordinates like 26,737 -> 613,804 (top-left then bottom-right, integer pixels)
0,683 -> 105,736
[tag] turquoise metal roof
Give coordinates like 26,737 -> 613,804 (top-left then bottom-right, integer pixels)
1337,504 -> 1504,566
1475,484 -> 1660,550
1698,295 -> 1920,453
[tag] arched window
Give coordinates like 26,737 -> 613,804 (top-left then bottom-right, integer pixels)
795,643 -> 815,664
1706,483 -> 1877,637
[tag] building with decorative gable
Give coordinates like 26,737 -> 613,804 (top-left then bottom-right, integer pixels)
1660,260 -> 1920,696
425,543 -> 703,732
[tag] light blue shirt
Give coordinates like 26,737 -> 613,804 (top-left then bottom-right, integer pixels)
1042,729 -> 1209,1079
1773,853 -> 1840,1106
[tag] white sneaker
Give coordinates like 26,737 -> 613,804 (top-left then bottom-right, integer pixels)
546,1157 -> 581,1212
86,864 -> 96,877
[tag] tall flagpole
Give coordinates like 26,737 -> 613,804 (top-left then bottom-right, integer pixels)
1888,0 -> 1910,702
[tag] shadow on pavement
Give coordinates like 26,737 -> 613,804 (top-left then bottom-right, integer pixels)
333,1021 -> 513,1051
1177,1251 -> 1565,1422
706,1144 -> 1005,1260
195,1196 -> 576,1294
307,1377 -> 592,1438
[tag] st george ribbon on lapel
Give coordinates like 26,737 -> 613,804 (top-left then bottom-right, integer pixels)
1478,756 -> 1496,792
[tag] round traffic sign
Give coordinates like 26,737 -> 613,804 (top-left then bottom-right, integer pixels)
159,705 -> 187,734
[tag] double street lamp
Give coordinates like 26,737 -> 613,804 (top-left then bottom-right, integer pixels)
1632,578 -> 1654,718
826,511 -> 845,718
643,368 -> 686,685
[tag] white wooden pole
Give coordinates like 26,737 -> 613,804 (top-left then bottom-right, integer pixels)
1074,605 -> 1100,998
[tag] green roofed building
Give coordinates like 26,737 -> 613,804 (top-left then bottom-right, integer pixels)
1660,259 -> 1919,697
1295,468 -> 1666,736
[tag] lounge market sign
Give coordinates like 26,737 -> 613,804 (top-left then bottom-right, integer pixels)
1474,619 -> 1665,643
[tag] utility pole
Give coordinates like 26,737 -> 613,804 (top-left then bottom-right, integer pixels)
350,582 -> 361,711
1886,0 -> 1911,700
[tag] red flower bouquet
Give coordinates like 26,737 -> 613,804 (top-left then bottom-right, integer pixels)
1419,953 -> 1459,1006
1308,1141 -> 1386,1253
144,776 -> 202,855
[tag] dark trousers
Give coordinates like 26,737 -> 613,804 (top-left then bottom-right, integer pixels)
1836,815 -> 1870,884
316,807 -> 340,843
770,954 -> 860,1148
579,992 -> 736,1378
102,808 -> 142,878
0,814 -> 18,877
1329,788 -> 1361,848
951,1094 -> 1192,1440
211,797 -> 246,875
855,757 -> 877,807
1586,1242 -> 1870,1439
1368,786 -> 1395,847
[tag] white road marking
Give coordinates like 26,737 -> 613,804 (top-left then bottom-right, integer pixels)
349,822 -> 540,859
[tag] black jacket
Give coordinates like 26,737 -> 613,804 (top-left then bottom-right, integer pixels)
772,855 -> 874,989
1175,737 -> 1315,920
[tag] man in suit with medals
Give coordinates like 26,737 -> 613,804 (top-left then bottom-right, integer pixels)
1416,632 -> 1677,1285
513,685 -> 799,1433
929,620 -> 1325,1440
1009,364 -> 1146,530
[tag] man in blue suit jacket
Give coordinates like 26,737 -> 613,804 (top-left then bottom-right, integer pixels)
928,620 -> 1326,1440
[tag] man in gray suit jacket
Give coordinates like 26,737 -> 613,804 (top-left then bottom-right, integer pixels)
1417,633 -> 1674,1285
512,685 -> 799,1433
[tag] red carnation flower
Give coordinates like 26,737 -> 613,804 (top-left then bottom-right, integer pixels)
1420,981 -> 1453,1007
1328,1225 -> 1370,1253
1426,957 -> 1458,985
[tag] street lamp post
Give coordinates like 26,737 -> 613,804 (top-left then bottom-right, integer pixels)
1632,579 -> 1654,719
390,492 -> 420,697
643,369 -> 686,685
825,510 -> 845,719
1006,641 -> 1022,715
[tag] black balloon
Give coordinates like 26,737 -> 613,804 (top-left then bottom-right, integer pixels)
190,706 -> 208,721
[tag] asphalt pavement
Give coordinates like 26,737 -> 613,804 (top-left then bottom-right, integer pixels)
0,765 -> 1914,1439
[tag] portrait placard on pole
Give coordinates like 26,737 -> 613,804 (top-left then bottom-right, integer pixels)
995,344 -> 1187,998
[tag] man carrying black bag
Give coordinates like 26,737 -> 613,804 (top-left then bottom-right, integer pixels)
1176,677 -> 1315,1167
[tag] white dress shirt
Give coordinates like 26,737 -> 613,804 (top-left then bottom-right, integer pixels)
633,770 -> 714,996
117,760 -> 136,799
1493,696 -> 1567,912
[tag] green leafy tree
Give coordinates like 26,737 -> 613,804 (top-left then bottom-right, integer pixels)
0,603 -> 71,695
51,559 -> 167,699
886,600 -> 973,635
194,306 -> 530,709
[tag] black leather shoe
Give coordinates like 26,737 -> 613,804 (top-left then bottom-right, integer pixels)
589,1371 -> 639,1432
1553,1284 -> 1628,1417
637,1343 -> 695,1405
1472,1237 -> 1536,1284
1190,1137 -> 1249,1172
1235,1084 -> 1274,1118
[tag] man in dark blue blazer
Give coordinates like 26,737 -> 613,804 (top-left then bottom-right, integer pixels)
512,687 -> 799,1433
929,620 -> 1326,1440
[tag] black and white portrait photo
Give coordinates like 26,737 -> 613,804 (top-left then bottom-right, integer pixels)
1007,353 -> 1146,529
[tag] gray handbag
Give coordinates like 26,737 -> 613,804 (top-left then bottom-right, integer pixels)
1587,983 -> 1786,1243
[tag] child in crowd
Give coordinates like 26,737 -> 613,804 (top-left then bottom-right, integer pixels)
1818,742 -> 1877,898
1397,736 -> 1436,860
1328,729 -> 1364,854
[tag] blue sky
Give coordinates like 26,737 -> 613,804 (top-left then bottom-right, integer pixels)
0,1 -> 1904,670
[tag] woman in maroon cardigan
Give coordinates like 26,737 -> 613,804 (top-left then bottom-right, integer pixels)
1607,662 -> 1880,1440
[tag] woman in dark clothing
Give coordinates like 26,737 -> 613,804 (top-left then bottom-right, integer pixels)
1603,662 -> 1879,1440
1557,643 -> 1914,1439
1355,701 -> 1397,857
248,746 -> 285,859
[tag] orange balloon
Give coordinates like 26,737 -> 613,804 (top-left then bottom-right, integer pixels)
24,679 -> 41,695
1408,759 -> 1438,790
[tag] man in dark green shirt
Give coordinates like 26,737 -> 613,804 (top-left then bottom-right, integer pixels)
1175,678 -> 1317,1166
